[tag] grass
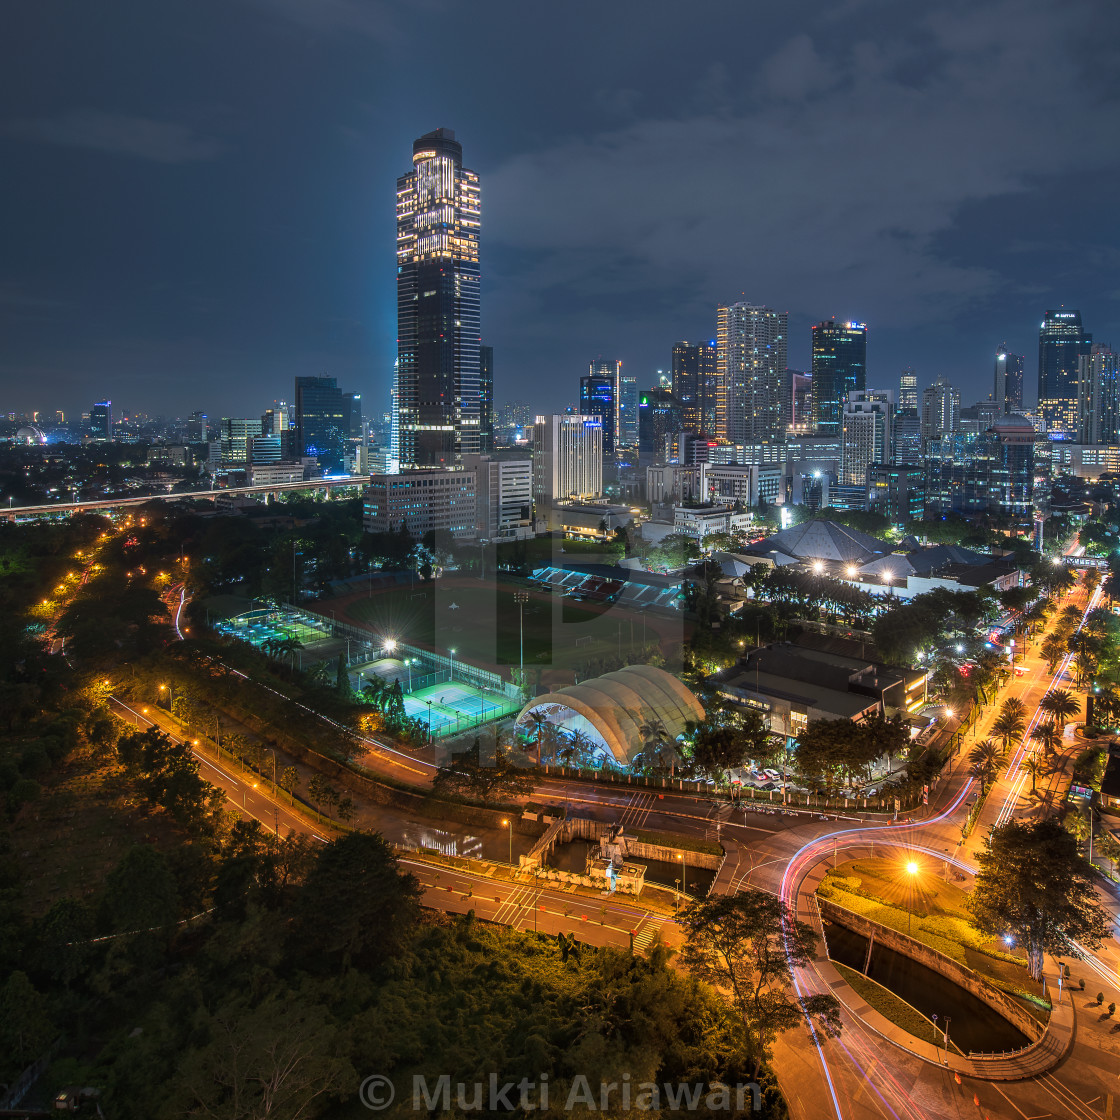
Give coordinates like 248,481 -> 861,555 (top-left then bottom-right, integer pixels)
833,962 -> 964,1052
818,858 -> 1048,1010
631,829 -> 724,856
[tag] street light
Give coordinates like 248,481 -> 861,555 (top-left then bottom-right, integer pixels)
449,647 -> 456,682
905,860 -> 918,935
514,590 -> 529,691
501,818 -> 512,865
677,853 -> 686,897
384,638 -> 397,655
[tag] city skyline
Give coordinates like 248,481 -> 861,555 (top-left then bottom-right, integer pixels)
2,2 -> 1119,418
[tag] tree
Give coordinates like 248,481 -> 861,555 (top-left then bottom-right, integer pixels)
1020,756 -> 1046,795
1029,723 -> 1062,760
307,773 -> 328,817
0,971 -> 55,1080
528,710 -> 548,762
431,739 -> 535,803
991,709 -> 1025,753
970,818 -> 1109,981
1041,634 -> 1066,672
1039,688 -> 1079,726
636,714 -> 678,776
279,765 -> 300,804
679,891 -> 842,1077
288,832 -> 421,970
967,739 -> 1006,792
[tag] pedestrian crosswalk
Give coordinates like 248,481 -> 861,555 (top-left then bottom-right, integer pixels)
619,792 -> 657,828
633,920 -> 661,953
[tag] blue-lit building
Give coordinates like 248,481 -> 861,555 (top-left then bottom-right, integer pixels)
811,320 -> 867,435
580,364 -> 618,454
89,400 -> 112,442
1038,310 -> 1091,437
294,375 -> 347,473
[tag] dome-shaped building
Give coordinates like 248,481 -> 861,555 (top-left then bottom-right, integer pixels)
515,664 -> 705,768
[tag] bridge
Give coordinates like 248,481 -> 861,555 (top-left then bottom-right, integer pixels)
2,474 -> 371,521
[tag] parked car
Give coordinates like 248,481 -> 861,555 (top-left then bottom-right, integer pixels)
763,768 -> 781,781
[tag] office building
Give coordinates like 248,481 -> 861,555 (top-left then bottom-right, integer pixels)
811,320 -> 867,434
892,411 -> 922,465
672,340 -> 717,437
993,344 -> 1025,414
90,401 -> 112,442
898,368 -> 918,414
395,128 -> 482,467
1038,309 -> 1092,437
219,417 -> 263,463
294,375 -> 347,473
701,462 -> 784,508
637,386 -> 684,462
959,402 -> 1002,437
187,410 -> 208,442
926,418 -> 1034,523
1077,344 -> 1119,446
716,302 -> 788,444
841,390 -> 894,487
532,414 -> 603,509
496,399 -> 532,445
580,362 -> 620,454
617,371 -> 639,449
362,469 -> 476,540
868,465 -> 926,528
788,370 -> 813,432
463,453 -> 532,540
920,376 -> 960,449
478,345 -> 494,453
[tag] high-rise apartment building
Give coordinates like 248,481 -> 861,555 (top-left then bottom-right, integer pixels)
898,368 -> 918,414
891,412 -> 922,465
1077,344 -> 1120,445
496,400 -> 532,444
219,417 -> 264,463
532,414 -> 603,509
672,340 -> 717,437
638,387 -> 684,462
790,371 -> 813,431
920,376 -> 960,449
90,401 -> 112,442
994,344 -> 1025,414
478,345 -> 494,453
187,410 -> 208,442
811,320 -> 867,434
716,303 -> 787,444
395,128 -> 482,467
1038,310 -> 1091,437
841,390 -> 894,487
617,372 -> 639,449
294,375 -> 347,473
463,453 -> 533,540
580,362 -> 620,454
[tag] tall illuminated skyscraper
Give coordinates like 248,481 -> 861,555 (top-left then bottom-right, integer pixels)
479,345 -> 494,454
581,360 -> 621,454
715,303 -> 787,444
672,340 -> 717,437
1038,310 -> 1091,437
993,344 -> 1025,414
396,128 -> 481,468
898,367 -> 918,414
811,320 -> 867,434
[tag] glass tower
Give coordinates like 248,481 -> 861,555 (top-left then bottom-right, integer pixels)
294,375 -> 346,473
396,128 -> 481,468
811,320 -> 867,434
580,369 -> 618,455
898,367 -> 918,414
1038,310 -> 1091,437
994,343 -> 1025,414
672,340 -> 718,437
479,345 -> 494,453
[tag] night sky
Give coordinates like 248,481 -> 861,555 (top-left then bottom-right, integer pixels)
2,0 -> 1119,421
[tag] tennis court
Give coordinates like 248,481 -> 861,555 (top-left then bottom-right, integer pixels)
215,609 -> 336,657
404,680 -> 521,739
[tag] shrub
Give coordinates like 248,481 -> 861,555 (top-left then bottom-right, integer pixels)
1110,1003 -> 1116,1017
1097,992 -> 1104,1005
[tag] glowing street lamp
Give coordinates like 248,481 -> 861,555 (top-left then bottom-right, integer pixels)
449,647 -> 456,682
383,637 -> 397,655
846,565 -> 858,579
905,860 -> 919,935
501,818 -> 512,865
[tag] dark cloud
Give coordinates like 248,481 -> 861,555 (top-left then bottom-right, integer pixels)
7,109 -> 225,164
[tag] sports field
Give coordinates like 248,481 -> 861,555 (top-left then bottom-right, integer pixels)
403,680 -> 521,738
215,609 -> 343,664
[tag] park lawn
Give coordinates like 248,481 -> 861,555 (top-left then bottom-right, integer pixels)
818,859 -> 1048,1012
833,962 -> 963,1053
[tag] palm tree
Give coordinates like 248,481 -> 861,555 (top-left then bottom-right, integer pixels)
1039,688 -> 1079,727
1040,634 -> 1066,672
1029,722 -> 1061,756
991,709 -> 1025,753
968,739 -> 1006,792
528,711 -> 548,762
1020,755 -> 1045,795
1001,697 -> 1027,721
638,715 -> 676,777
1074,652 -> 1097,689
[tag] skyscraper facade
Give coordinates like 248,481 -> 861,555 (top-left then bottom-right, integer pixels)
1077,344 -> 1120,445
90,401 -> 112,442
580,363 -> 619,454
396,128 -> 482,468
617,372 -> 639,450
672,340 -> 717,437
920,376 -> 960,449
479,345 -> 494,453
294,375 -> 347,473
993,344 -> 1025,414
898,368 -> 918,414
532,414 -> 603,508
715,303 -> 787,444
811,320 -> 867,434
1038,310 -> 1091,437
841,390 -> 894,487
